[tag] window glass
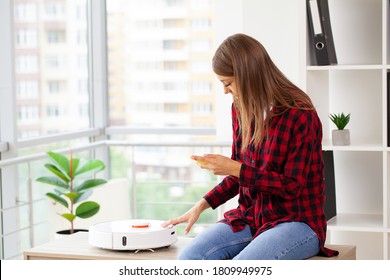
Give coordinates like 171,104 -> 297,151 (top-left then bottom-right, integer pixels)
13,0 -> 90,140
106,0 -> 217,131
106,0 -> 219,226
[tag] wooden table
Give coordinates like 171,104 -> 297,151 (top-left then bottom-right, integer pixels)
24,232 -> 356,260
24,232 -> 191,260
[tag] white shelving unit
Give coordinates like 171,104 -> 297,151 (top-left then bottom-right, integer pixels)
300,0 -> 389,259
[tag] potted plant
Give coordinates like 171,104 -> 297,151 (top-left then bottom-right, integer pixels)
329,112 -> 351,146
36,151 -> 107,235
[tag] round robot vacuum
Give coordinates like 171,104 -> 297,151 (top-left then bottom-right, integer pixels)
88,219 -> 178,250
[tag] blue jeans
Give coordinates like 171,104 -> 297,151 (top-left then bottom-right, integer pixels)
178,222 -> 320,260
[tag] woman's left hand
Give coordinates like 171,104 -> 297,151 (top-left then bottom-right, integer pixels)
191,154 -> 241,177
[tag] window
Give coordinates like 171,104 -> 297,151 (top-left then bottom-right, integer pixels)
106,0 -> 216,129
44,3 -> 65,20
15,55 -> 38,74
190,0 -> 211,10
14,3 -> 37,22
46,30 -> 66,44
5,4 -> 94,252
106,0 -> 219,230
16,80 -> 39,99
15,29 -> 37,48
47,80 -> 62,93
46,105 -> 60,117
191,81 -> 212,95
0,0 -> 223,260
46,55 -> 65,69
191,18 -> 211,31
18,105 -> 39,123
13,0 -> 90,140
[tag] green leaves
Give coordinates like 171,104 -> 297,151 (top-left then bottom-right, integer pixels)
47,151 -> 71,178
74,179 -> 107,192
46,192 -> 68,208
46,151 -> 103,179
329,112 -> 350,130
36,151 -> 107,231
59,201 -> 100,222
74,160 -> 106,177
44,163 -> 70,183
36,176 -> 69,189
76,201 -> 100,218
61,213 -> 76,223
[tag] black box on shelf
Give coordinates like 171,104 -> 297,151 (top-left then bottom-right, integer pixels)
307,0 -> 337,65
323,150 -> 337,221
387,71 -> 390,147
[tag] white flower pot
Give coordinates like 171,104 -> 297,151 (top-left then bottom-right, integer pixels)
332,129 -> 350,146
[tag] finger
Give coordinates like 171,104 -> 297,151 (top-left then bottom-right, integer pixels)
166,216 -> 187,227
191,155 -> 208,165
162,217 -> 180,227
191,155 -> 203,160
203,154 -> 217,159
161,219 -> 174,228
184,223 -> 192,235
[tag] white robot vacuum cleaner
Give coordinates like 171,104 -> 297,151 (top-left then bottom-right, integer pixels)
88,219 -> 178,251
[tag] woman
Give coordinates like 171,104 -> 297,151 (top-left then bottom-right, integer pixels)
163,33 -> 338,260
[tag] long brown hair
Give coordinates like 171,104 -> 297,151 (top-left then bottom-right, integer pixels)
212,33 -> 314,151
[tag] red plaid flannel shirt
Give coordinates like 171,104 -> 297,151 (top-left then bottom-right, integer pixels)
203,104 -> 338,257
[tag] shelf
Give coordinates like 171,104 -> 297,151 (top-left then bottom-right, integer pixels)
322,139 -> 385,152
303,0 -> 389,259
327,213 -> 384,232
307,65 -> 384,71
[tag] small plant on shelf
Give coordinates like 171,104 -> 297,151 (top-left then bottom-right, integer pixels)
329,112 -> 350,130
36,151 -> 107,234
329,112 -> 351,145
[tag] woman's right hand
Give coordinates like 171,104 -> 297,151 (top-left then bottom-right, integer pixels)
162,198 -> 210,235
